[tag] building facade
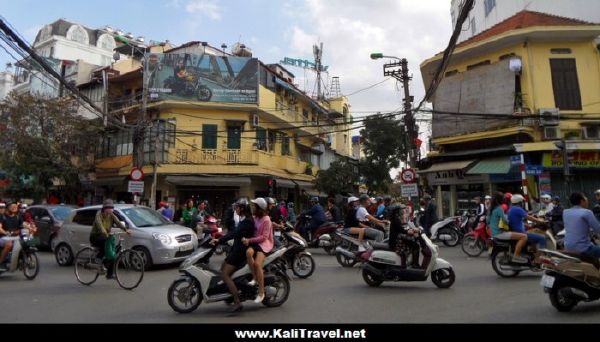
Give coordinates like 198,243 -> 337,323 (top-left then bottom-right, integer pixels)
420,10 -> 600,218
452,0 -> 600,43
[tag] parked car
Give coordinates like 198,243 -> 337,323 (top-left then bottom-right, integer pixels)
53,204 -> 198,270
26,205 -> 76,250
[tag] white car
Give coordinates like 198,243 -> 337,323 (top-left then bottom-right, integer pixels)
53,204 -> 198,270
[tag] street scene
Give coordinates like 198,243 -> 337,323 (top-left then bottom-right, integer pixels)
2,0 -> 600,326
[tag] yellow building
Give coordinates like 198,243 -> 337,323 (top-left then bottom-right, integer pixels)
92,42 -> 353,215
419,10 -> 600,217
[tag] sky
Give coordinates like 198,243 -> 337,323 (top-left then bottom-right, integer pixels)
0,0 -> 453,176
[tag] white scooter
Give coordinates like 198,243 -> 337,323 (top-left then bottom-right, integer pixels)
361,222 -> 456,288
0,227 -> 40,280
167,237 -> 291,314
429,217 -> 461,247
335,222 -> 389,268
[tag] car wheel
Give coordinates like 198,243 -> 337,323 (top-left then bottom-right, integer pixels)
55,243 -> 74,266
132,246 -> 153,271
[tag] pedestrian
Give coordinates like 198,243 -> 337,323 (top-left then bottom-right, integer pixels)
421,194 -> 438,237
287,202 -> 297,226
182,199 -> 197,228
161,202 -> 174,221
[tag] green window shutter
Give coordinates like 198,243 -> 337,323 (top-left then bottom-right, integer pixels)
256,127 -> 266,150
202,124 -> 218,149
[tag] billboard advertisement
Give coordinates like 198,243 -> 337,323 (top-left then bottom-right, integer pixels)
146,53 -> 258,103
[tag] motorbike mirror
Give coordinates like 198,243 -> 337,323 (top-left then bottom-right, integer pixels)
41,216 -> 52,223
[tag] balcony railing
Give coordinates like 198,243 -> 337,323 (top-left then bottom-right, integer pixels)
171,149 -> 258,165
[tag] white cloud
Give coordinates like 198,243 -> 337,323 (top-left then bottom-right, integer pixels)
185,0 -> 222,20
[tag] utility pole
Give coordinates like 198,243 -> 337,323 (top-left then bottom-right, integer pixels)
149,122 -> 159,209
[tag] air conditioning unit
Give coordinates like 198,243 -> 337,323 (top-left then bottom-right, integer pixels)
250,114 -> 259,127
539,108 -> 560,126
583,126 -> 600,139
544,126 -> 561,140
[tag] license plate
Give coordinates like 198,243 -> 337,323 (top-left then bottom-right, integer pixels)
274,231 -> 282,237
541,275 -> 555,288
179,244 -> 193,252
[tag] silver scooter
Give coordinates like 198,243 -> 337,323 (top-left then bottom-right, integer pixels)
0,227 -> 40,280
167,237 -> 291,313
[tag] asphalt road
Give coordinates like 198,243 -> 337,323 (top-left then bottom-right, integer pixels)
1,245 -> 600,323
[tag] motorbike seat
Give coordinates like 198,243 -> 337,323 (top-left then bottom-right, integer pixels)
562,251 -> 600,269
371,242 -> 391,251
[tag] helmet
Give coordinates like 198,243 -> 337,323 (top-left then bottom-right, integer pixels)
511,194 -> 525,204
595,189 -> 600,195
206,216 -> 217,224
541,194 -> 552,200
484,195 -> 492,200
266,197 -> 276,205
310,197 -> 319,203
359,194 -> 370,202
236,198 -> 249,207
383,195 -> 392,201
504,193 -> 513,200
552,196 -> 561,202
251,198 -> 268,210
376,196 -> 383,202
423,194 -> 432,200
347,196 -> 359,204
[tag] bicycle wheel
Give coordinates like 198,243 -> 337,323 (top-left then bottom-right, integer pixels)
74,247 -> 100,286
115,249 -> 145,290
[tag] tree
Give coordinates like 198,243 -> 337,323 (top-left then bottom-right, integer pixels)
315,159 -> 360,196
0,93 -> 102,201
359,114 -> 407,193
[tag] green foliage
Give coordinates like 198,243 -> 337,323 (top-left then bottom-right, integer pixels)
315,159 -> 359,196
0,94 -> 102,199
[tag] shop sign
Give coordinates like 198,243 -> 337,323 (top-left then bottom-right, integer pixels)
539,172 -> 552,194
526,165 -> 544,176
426,170 -> 489,186
543,152 -> 600,169
489,173 -> 521,184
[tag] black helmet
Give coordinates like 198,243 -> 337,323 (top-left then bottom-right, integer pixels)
310,197 -> 319,203
359,194 -> 370,202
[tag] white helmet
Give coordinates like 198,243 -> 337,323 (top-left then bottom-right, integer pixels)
540,194 -> 552,200
511,194 -> 525,204
347,196 -> 359,204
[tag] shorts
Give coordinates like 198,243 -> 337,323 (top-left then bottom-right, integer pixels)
494,232 -> 514,240
342,227 -> 353,234
249,243 -> 265,257
0,237 -> 9,248
225,248 -> 247,268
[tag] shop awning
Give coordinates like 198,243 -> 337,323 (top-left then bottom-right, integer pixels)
417,160 -> 476,174
514,142 -> 559,152
165,176 -> 251,186
467,157 -> 512,174
293,180 -> 315,190
94,177 -> 127,186
276,178 -> 296,188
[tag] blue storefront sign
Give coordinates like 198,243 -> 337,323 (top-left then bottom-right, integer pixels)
490,173 -> 522,183
510,155 -> 521,166
526,165 -> 544,176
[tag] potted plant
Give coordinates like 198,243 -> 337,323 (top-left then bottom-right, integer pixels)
564,131 -> 580,140
305,162 -> 313,175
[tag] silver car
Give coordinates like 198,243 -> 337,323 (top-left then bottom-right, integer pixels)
53,204 -> 198,269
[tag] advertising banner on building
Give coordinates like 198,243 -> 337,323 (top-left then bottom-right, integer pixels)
538,172 -> 552,195
146,53 -> 259,103
543,152 -> 600,169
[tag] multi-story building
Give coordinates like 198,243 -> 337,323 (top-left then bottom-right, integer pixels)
452,0 -> 600,43
420,10 -> 600,217
93,41 -> 354,216
0,70 -> 14,100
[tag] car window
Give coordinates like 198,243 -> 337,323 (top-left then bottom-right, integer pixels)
51,207 -> 74,221
38,209 -> 50,218
72,209 -> 98,226
121,207 -> 170,228
27,208 -> 40,219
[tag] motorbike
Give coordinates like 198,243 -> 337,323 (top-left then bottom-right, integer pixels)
167,238 -> 291,314
334,222 -> 390,268
279,226 -> 316,278
461,216 -> 491,257
490,227 -> 558,277
195,216 -> 226,255
293,215 -> 342,255
538,249 -> 600,312
427,215 -> 462,247
0,227 -> 40,280
360,222 -> 456,289
164,73 -> 212,101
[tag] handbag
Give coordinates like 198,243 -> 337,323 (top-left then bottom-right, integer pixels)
498,216 -> 509,231
104,235 -> 117,260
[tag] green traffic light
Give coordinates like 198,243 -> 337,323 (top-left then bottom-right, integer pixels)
370,53 -> 384,60
115,35 -> 129,44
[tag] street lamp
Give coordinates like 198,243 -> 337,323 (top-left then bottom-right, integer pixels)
370,53 -> 400,60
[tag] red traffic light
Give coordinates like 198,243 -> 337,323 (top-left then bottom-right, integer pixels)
268,179 -> 273,187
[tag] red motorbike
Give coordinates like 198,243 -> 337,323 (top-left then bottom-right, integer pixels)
292,215 -> 343,255
461,216 -> 491,257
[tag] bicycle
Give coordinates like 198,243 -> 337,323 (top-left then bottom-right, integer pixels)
74,232 -> 145,290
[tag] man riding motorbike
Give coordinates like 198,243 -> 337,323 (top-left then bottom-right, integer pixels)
299,197 -> 326,240
356,194 -> 387,242
508,194 -> 546,252
0,203 -> 34,271
564,192 -> 600,259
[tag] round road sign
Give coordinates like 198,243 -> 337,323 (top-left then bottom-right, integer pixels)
130,167 -> 144,181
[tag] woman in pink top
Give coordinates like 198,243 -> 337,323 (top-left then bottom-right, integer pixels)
243,198 -> 274,303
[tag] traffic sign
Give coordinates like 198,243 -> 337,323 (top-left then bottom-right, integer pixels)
400,169 -> 417,184
130,167 -> 144,181
128,181 -> 145,194
401,183 -> 419,198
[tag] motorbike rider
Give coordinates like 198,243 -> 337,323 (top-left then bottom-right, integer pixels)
326,197 -> 342,223
357,194 -> 387,242
375,197 -> 385,218
267,198 -> 284,248
182,199 -> 198,228
487,192 -> 528,263
501,193 -> 512,213
381,195 -> 393,219
547,196 -> 564,236
287,202 -> 297,226
343,197 -> 367,243
484,195 -> 492,213
0,202 -> 6,219
211,198 -> 255,313
243,198 -> 274,304
564,192 -> 600,259
191,200 -> 212,232
539,194 -> 554,217
0,203 -> 32,271
89,200 -> 131,279
278,201 -> 288,222
508,194 -> 546,251
421,194 -> 438,237
160,202 -> 174,221
299,197 -> 326,240
388,203 -> 421,268
593,189 -> 600,221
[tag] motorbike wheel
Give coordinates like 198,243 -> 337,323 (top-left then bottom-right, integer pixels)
197,86 -> 212,101
549,286 -> 579,312
491,249 -> 520,278
336,251 -> 357,268
362,268 -> 383,287
168,277 -> 202,314
21,252 -> 39,280
262,274 -> 290,308
292,253 -> 315,279
442,228 -> 460,247
323,245 -> 336,256
431,268 -> 455,289
461,234 -> 484,257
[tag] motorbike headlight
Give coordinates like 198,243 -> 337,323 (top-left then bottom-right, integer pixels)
152,233 -> 172,245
